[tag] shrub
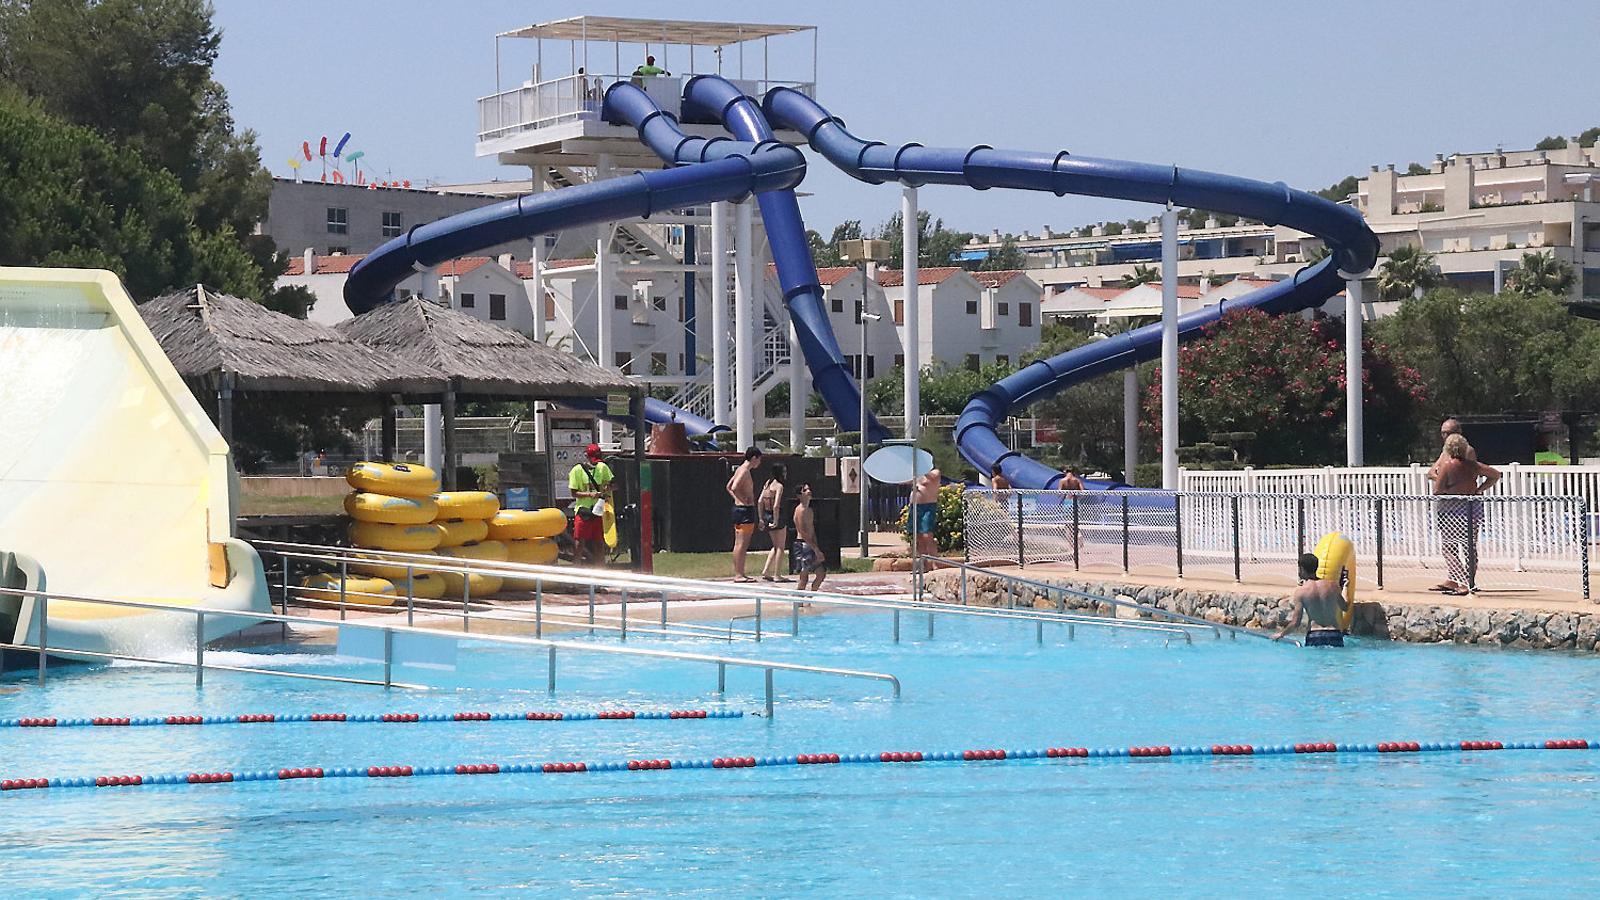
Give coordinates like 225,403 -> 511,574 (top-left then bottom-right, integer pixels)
896,483 -> 966,553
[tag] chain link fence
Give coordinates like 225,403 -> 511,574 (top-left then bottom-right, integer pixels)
963,489 -> 1592,601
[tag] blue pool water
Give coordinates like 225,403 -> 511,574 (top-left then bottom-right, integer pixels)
5,612 -> 1600,896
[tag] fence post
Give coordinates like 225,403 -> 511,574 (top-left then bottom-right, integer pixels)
194,610 -> 205,688
1174,493 -> 1184,577
1230,495 -> 1241,582
382,628 -> 393,689
1072,496 -> 1080,571
1296,496 -> 1306,558
1581,497 -> 1591,603
462,572 -> 472,633
1016,493 -> 1026,567
1375,497 -> 1385,590
535,579 -> 544,639
588,584 -> 596,635
1121,495 -> 1130,574
547,646 -> 557,694
620,589 -> 628,641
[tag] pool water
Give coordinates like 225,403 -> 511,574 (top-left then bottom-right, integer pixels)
5,612 -> 1600,896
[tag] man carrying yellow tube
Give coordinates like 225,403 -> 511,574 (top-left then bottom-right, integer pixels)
1273,553 -> 1348,647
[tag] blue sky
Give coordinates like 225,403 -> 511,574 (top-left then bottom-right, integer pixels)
214,0 -> 1600,238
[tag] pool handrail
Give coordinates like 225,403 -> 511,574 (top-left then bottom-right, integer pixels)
252,540 -> 1206,641
0,584 -> 901,713
921,556 -> 1297,646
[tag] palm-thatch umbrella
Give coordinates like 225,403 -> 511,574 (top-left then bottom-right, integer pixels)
140,285 -> 445,445
336,297 -> 640,489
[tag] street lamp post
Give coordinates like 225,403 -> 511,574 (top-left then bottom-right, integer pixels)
839,238 -> 890,559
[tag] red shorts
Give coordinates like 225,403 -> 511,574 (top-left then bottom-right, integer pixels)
572,511 -> 603,542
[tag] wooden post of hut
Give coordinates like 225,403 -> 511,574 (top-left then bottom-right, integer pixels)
441,384 -> 459,490
380,395 -> 398,463
216,371 -> 236,445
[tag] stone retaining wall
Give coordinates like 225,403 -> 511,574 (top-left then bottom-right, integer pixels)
924,569 -> 1600,651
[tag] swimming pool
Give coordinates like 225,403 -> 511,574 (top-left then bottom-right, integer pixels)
5,612 -> 1600,896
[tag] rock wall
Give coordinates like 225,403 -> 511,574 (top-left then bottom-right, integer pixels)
923,569 -> 1600,651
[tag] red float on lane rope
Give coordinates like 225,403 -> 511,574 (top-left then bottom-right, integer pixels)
1545,739 -> 1589,750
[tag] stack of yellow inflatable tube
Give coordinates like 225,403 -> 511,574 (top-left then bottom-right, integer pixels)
436,540 -> 507,596
1313,532 -> 1357,632
298,573 -> 397,607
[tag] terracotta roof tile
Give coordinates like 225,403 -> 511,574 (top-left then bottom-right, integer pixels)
971,270 -> 1027,288
435,257 -> 493,277
875,266 -> 964,287
283,254 -> 367,276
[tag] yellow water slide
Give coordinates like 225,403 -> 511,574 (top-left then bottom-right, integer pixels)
0,268 -> 270,661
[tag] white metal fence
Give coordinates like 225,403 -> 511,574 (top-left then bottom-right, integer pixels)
963,489 -> 1592,601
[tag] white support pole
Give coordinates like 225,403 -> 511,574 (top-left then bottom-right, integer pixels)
530,167 -> 548,452
901,185 -> 920,439
734,200 -> 756,449
711,201 -> 732,428
1124,368 -> 1139,485
1345,276 -> 1365,466
420,268 -> 443,473
788,315 -> 806,450
596,154 -> 615,446
1160,207 -> 1179,490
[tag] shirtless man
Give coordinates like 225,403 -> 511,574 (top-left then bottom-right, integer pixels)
1274,553 -> 1349,647
726,447 -> 763,582
789,484 -> 826,592
907,467 -> 941,558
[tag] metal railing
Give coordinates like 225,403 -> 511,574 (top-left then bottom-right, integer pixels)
964,489 -> 1592,600
251,541 -> 1208,648
0,587 -> 898,717
477,74 -> 817,143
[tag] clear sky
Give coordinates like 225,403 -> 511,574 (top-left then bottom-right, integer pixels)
213,0 -> 1600,239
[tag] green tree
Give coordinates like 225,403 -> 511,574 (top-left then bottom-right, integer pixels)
1146,308 -> 1428,465
1316,175 -> 1359,202
976,238 -> 1025,271
1120,264 -> 1160,287
874,209 -> 974,268
1534,135 -> 1569,151
1579,127 -> 1600,148
1504,250 -> 1575,298
1375,244 -> 1441,300
809,220 -> 861,267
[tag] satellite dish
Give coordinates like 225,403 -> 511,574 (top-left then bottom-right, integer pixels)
862,445 -> 934,485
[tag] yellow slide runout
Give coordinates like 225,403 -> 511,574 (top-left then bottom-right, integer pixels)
344,492 -> 439,525
435,518 -> 490,548
350,521 -> 444,552
1313,531 -> 1357,631
433,491 -> 500,520
346,461 -> 440,500
487,508 -> 568,541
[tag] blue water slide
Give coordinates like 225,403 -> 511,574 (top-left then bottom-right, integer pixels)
678,75 -> 889,442
763,87 -> 1380,489
342,119 -> 807,437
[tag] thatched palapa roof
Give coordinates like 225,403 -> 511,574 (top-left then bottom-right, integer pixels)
336,297 -> 635,399
140,285 -> 444,394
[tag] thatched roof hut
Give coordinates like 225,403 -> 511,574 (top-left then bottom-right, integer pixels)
335,297 -> 634,399
140,285 -> 444,395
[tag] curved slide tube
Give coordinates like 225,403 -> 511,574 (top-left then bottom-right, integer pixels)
763,87 -> 1379,488
342,121 -> 807,438
680,75 -> 888,442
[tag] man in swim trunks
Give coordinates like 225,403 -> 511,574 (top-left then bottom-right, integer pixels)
1273,553 -> 1348,647
907,468 -> 940,558
789,484 -> 827,592
726,447 -> 763,583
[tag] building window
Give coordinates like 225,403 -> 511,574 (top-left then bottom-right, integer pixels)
678,353 -> 685,370
893,297 -> 904,325
679,297 -> 689,322
996,354 -> 1010,367
965,300 -> 978,315
854,299 -> 864,321
831,295 -> 844,313
614,352 -> 632,373
652,295 -> 667,312
460,292 -> 476,309
866,355 -> 876,379
326,207 -> 348,234
964,353 -> 980,371
614,294 -> 629,311
381,211 -> 403,237
650,352 -> 668,375
998,302 -> 1009,316
489,294 -> 506,321
894,354 -> 905,368
1019,303 -> 1033,327
326,246 -> 348,255
544,294 -> 555,320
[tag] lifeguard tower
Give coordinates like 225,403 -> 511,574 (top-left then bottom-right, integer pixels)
473,16 -> 820,447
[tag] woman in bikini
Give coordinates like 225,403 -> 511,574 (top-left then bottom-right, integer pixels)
759,464 -> 792,582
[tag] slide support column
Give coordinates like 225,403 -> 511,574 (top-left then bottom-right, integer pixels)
1160,207 -> 1179,490
596,153 -> 615,447
734,200 -> 756,449
1346,275 -> 1365,466
902,185 -> 920,439
711,201 -> 732,429
1124,368 -> 1139,484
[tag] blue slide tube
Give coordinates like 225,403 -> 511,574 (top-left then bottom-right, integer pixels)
680,75 -> 889,442
342,105 -> 807,437
763,87 -> 1379,488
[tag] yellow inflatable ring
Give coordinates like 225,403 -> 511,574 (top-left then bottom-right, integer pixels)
1313,531 -> 1357,632
501,538 -> 560,588
344,492 -> 439,525
349,521 -> 443,552
437,540 -> 508,597
432,491 -> 500,520
298,574 -> 396,607
346,462 -> 440,500
390,572 -> 447,600
347,552 -> 438,580
487,508 -> 568,541
435,518 -> 490,548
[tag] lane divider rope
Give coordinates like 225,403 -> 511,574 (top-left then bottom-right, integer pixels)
0,709 -> 736,730
5,738 -> 1593,793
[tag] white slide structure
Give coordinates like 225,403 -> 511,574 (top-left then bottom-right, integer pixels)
0,268 -> 270,664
